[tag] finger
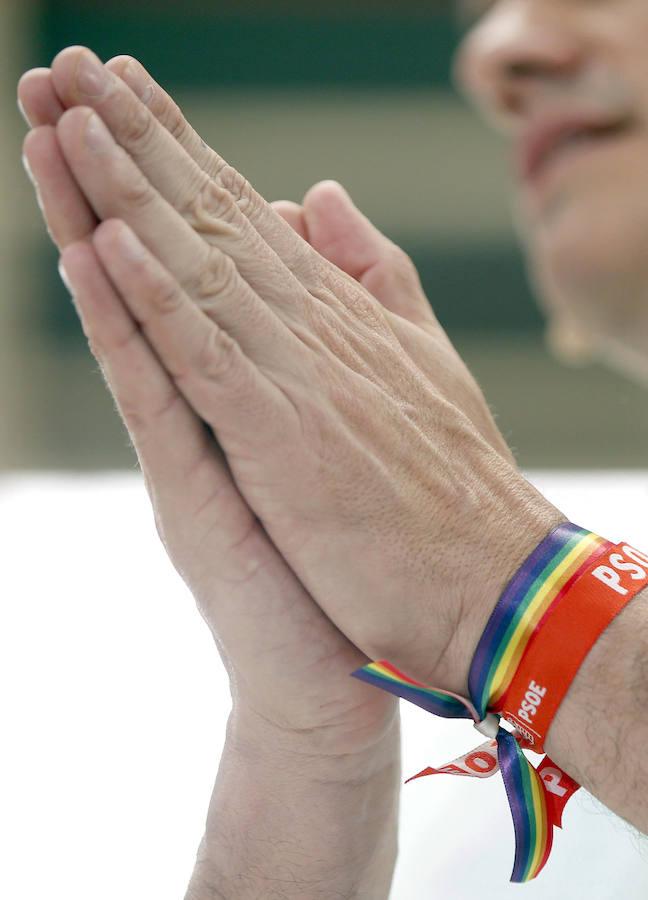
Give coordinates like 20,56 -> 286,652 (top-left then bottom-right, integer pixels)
274,188 -> 436,330
105,55 -> 210,172
58,239 -> 273,608
29,51 -> 313,284
103,53 -> 320,278
302,181 -> 438,329
17,68 -> 64,127
55,106 -> 306,367
22,126 -> 97,247
51,48 -> 315,311
59,238 -> 212,480
91,219 -> 298,459
60,237 -> 363,709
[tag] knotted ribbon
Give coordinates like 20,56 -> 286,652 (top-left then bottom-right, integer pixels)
351,522 -> 625,882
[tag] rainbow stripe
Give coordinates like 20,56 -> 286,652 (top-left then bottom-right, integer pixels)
497,731 -> 553,881
469,523 -> 612,716
351,660 -> 470,719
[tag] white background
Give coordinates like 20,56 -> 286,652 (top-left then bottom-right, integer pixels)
1,472 -> 647,899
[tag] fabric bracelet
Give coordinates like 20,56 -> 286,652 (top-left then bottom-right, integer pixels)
350,521 -> 648,882
493,536 -> 648,750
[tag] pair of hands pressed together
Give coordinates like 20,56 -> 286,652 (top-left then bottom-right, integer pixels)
19,46 -> 569,896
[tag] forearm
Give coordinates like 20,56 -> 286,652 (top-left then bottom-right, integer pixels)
185,707 -> 401,900
546,585 -> 648,833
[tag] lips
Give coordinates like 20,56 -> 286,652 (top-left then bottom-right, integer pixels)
516,112 -> 632,184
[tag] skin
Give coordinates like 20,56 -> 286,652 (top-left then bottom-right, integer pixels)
17,53 -> 521,898
17,62 -> 413,900
18,54 -> 514,898
35,49 -> 556,697
15,16 -> 648,894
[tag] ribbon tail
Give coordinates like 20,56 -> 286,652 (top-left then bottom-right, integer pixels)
405,738 -> 500,783
497,730 -> 554,883
405,766 -> 440,783
351,660 -> 473,719
537,756 -> 581,829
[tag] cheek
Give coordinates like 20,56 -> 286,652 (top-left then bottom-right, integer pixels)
521,176 -> 648,337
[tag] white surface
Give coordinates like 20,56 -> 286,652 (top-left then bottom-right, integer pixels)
1,471 -> 647,899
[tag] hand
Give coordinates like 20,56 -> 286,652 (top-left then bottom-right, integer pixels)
20,52 -> 648,862
20,76 -> 408,897
22,47 -> 564,702
18,59 -> 401,772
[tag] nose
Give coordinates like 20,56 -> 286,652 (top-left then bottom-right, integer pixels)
454,3 -> 584,128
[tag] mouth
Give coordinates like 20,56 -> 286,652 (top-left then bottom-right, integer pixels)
515,114 -> 635,187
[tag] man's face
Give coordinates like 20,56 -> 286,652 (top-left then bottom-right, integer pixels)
454,0 -> 648,376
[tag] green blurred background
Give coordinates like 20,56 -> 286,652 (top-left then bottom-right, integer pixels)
3,0 -> 647,469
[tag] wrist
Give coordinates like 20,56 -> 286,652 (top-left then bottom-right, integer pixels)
438,474 -> 567,697
226,701 -> 400,782
186,705 -> 401,900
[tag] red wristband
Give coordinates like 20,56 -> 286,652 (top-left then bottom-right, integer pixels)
497,542 -> 648,751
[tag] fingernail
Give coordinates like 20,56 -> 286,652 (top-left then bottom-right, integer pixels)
35,189 -> 46,217
58,258 -> 74,294
76,50 -> 110,97
118,223 -> 146,260
22,153 -> 36,185
17,97 -> 31,126
124,60 -> 154,106
24,159 -> 46,216
85,112 -> 114,153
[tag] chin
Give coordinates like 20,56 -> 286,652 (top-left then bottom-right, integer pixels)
518,189 -> 648,348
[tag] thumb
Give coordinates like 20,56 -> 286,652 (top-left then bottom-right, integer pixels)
302,180 -> 436,327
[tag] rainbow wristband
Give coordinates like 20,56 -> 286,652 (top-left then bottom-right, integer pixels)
469,522 -> 613,743
351,522 -> 648,883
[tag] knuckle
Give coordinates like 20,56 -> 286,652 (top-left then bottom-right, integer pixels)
218,165 -> 258,217
194,249 -> 238,303
120,96 -> 156,147
218,164 -> 246,200
184,179 -> 238,231
162,100 -> 187,142
197,326 -> 242,382
118,170 -> 154,210
148,274 -> 183,315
